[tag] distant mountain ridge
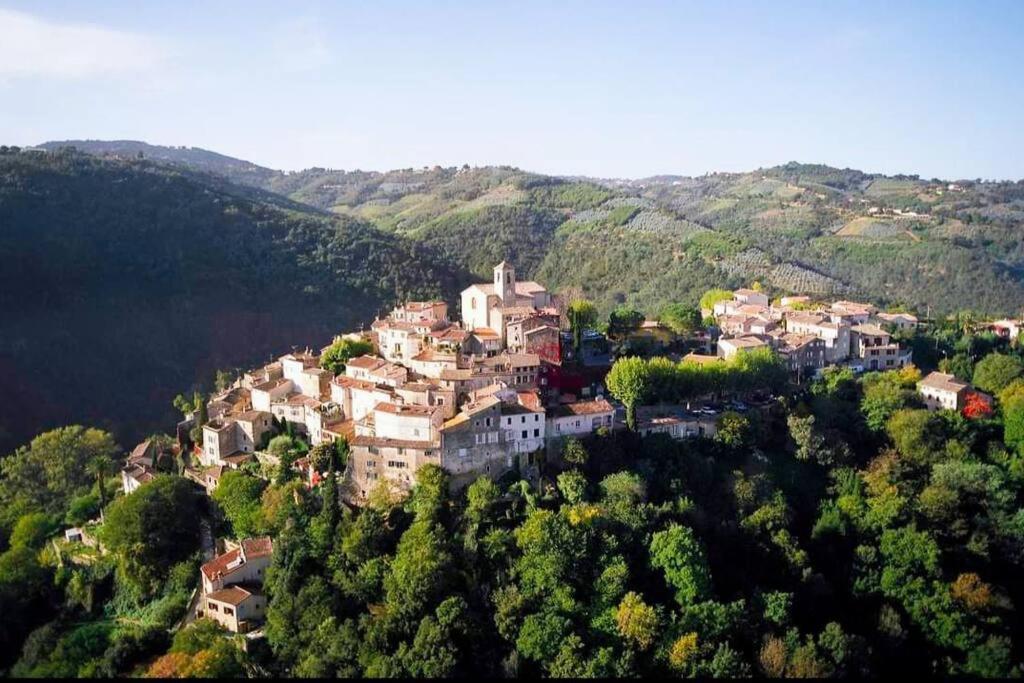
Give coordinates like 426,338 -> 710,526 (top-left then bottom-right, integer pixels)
37,139 -> 281,186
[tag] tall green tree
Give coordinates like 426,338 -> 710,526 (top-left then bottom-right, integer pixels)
606,357 -> 651,430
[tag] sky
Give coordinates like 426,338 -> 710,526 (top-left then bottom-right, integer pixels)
1,1 -> 1023,180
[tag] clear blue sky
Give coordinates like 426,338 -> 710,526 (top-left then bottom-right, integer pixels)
2,1 -> 1022,179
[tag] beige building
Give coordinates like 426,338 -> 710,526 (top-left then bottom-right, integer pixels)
875,312 -> 919,331
917,372 -> 970,411
635,406 -> 719,440
717,335 -> 769,359
785,311 -> 851,363
203,584 -> 266,634
546,398 -> 615,437
201,537 -> 274,594
200,411 -> 273,467
199,537 -> 273,634
460,261 -> 553,346
850,324 -> 911,370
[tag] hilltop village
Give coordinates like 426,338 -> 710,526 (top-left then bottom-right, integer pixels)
123,260 -> 1011,516
10,255 -> 1024,678
100,260 -> 1022,638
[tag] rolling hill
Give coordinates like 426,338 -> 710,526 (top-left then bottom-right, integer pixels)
5,141 -> 1024,452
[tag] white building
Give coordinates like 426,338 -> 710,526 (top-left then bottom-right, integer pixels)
917,372 -> 970,411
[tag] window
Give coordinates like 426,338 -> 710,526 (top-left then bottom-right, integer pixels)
208,602 -> 219,612
223,607 -> 234,617
521,416 -> 526,424
521,430 -> 528,439
458,448 -> 468,457
534,415 -> 539,422
534,429 -> 540,437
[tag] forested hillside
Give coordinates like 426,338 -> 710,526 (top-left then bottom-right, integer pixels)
45,141 -> 1024,318
0,147 -> 465,453
8,142 -> 1024,452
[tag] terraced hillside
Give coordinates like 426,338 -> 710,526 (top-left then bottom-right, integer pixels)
37,141 -> 1024,319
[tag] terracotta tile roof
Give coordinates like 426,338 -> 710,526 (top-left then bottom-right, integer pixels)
221,452 -> 254,466
918,371 -> 969,394
375,402 -> 437,416
517,390 -> 543,411
548,398 -> 615,418
516,281 -> 547,294
332,375 -> 379,391
350,435 -> 437,450
206,583 -> 262,606
253,377 -> 291,393
472,327 -> 500,339
851,323 -> 890,337
234,410 -> 271,423
347,355 -> 387,370
201,537 -> 273,582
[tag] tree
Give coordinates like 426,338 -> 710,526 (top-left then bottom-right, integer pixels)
649,524 -> 712,606
320,338 -> 374,375
556,470 -> 588,504
0,546 -> 56,661
607,307 -> 644,339
99,475 -> 202,594
86,455 -> 113,508
615,592 -> 659,650
939,354 -> 973,382
860,370 -> 917,432
560,437 -> 589,467
606,356 -> 651,430
0,426 -> 118,535
659,303 -> 703,336
211,470 -> 267,538
886,409 -> 946,465
972,353 -> 1024,394
567,299 -> 598,356
699,288 -> 733,313
9,512 -> 58,549
716,411 -> 751,450
214,370 -> 235,392
962,391 -> 993,420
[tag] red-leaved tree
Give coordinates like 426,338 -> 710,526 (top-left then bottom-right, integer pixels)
963,391 -> 993,419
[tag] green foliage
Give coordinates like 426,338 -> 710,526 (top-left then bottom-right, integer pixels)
650,524 -> 712,606
0,425 -> 118,536
211,470 -> 268,538
9,513 -> 58,550
99,475 -> 202,595
567,299 -> 599,354
320,337 -> 374,375
700,288 -> 734,312
659,302 -> 703,335
607,306 -> 645,339
973,353 -> 1024,394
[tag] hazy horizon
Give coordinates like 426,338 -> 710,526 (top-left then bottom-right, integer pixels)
3,1 -> 1023,180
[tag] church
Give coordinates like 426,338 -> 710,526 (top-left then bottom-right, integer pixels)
459,261 -> 554,348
